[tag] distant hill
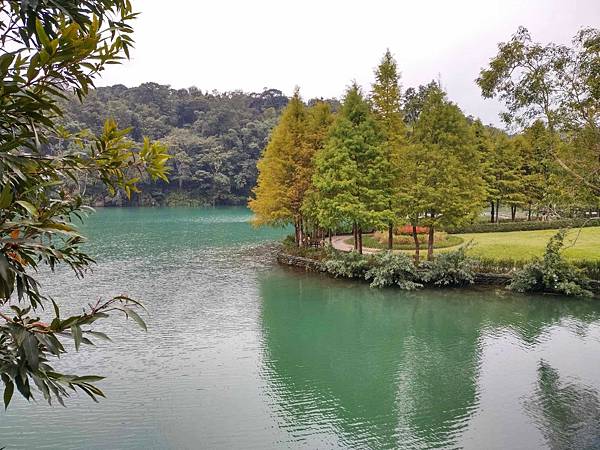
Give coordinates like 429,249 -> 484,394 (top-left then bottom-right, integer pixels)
60,83 -> 293,206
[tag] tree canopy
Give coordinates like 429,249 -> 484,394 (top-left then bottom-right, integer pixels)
56,84 -> 293,206
478,26 -> 600,196
0,0 -> 169,407
398,86 -> 485,259
311,84 -> 391,253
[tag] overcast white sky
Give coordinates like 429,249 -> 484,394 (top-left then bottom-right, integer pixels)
99,0 -> 600,127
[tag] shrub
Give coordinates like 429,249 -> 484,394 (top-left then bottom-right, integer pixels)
365,252 -> 422,289
165,192 -> 202,207
281,236 -> 328,259
508,230 -> 592,297
321,250 -> 372,279
471,257 -> 525,274
282,234 -> 296,247
395,225 -> 430,235
470,257 -> 600,280
446,218 -> 600,234
420,246 -> 476,286
578,260 -> 600,280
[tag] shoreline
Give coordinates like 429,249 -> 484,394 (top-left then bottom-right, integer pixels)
276,251 -> 600,295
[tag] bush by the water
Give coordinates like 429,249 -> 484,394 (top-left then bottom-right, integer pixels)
319,248 -> 475,290
420,246 -> 476,286
365,252 -> 422,289
472,256 -> 600,280
321,250 -> 372,279
446,218 -> 600,234
508,230 -> 592,297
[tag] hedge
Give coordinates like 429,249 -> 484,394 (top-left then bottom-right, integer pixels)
446,218 -> 600,234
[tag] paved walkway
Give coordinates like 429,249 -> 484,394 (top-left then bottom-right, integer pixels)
330,234 -> 381,254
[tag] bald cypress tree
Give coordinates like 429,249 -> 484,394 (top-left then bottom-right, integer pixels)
249,89 -> 310,245
312,84 -> 389,254
371,50 -> 406,249
301,101 -> 336,240
398,86 -> 485,260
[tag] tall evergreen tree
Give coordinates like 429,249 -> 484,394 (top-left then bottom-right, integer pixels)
398,86 -> 485,260
475,122 -> 526,222
312,84 -> 390,253
371,50 -> 406,249
300,101 -> 336,242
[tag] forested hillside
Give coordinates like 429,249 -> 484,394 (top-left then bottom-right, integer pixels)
58,84 -> 294,205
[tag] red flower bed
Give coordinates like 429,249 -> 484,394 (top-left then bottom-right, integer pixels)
397,225 -> 430,235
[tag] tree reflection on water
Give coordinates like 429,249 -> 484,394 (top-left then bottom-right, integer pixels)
525,361 -> 600,450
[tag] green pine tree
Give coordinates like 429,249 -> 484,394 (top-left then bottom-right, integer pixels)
398,86 -> 485,260
371,50 -> 407,249
312,84 -> 390,253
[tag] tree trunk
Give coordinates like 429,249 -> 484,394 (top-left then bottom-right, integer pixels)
490,201 -> 495,223
495,199 -> 500,223
328,229 -> 332,246
511,205 -> 517,221
388,223 -> 393,250
298,216 -> 304,247
294,220 -> 300,247
427,226 -> 435,261
353,222 -> 358,251
412,224 -> 420,264
528,203 -> 532,221
358,227 -> 363,255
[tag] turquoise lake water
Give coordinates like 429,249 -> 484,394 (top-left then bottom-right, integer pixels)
1,207 -> 599,449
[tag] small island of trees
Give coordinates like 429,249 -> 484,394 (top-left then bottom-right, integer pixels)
250,31 -> 600,296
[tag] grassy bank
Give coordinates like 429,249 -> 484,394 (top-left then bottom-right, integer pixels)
458,227 -> 600,261
339,227 -> 600,262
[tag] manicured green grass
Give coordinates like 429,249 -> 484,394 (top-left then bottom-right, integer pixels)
457,227 -> 600,262
346,234 -> 464,250
342,228 -> 600,263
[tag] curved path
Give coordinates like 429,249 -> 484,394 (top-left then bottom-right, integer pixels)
330,234 -> 381,254
330,234 -> 461,255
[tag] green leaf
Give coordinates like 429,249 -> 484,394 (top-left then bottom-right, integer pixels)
23,333 -> 40,370
35,19 -> 50,49
14,374 -> 31,400
3,380 -> 14,409
122,307 -> 147,331
73,375 -> 105,383
50,297 -> 60,319
71,325 -> 82,351
86,331 -> 111,342
0,53 -> 15,76
0,254 -> 11,283
0,184 -> 13,209
15,200 -> 38,217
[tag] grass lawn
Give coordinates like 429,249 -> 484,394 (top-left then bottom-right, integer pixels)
344,234 -> 464,250
343,228 -> 600,262
457,227 -> 600,262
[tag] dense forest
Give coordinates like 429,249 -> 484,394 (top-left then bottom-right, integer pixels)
57,84 -> 299,206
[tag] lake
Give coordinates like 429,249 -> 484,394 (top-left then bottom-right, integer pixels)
1,207 -> 599,449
